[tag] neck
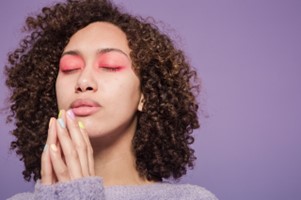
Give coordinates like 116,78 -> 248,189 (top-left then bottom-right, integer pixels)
94,147 -> 147,186
90,121 -> 151,186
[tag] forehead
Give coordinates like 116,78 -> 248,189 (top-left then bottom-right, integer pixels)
63,22 -> 131,56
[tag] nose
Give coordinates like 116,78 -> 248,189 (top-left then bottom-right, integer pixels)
75,68 -> 97,93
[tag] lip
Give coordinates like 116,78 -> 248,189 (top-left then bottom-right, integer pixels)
70,99 -> 101,116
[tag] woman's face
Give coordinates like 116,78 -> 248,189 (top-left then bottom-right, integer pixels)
56,22 -> 143,138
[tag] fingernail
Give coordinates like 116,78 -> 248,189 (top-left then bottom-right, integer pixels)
50,144 -> 58,152
43,144 -> 48,152
78,121 -> 85,129
58,118 -> 66,129
48,118 -> 53,128
67,109 -> 75,120
58,110 -> 63,118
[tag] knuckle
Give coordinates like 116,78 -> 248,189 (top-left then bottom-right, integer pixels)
41,170 -> 50,178
74,141 -> 87,152
64,148 -> 78,160
68,149 -> 79,159
40,170 -> 45,177
57,167 -> 68,177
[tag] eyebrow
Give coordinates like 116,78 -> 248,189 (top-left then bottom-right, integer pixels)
61,48 -> 129,58
97,48 -> 129,58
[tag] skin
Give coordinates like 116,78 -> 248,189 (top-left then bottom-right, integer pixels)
41,22 -> 147,186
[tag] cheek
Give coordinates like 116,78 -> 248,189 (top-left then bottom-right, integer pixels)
55,75 -> 72,109
115,79 -> 141,106
55,78 -> 64,108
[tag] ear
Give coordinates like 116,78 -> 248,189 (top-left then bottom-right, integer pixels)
138,94 -> 144,112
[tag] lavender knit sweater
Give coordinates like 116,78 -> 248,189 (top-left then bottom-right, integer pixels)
8,177 -> 218,200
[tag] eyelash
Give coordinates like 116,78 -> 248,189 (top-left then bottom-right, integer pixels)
100,66 -> 122,72
60,66 -> 122,73
61,67 -> 80,73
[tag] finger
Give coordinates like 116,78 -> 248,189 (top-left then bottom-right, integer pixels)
41,145 -> 53,185
78,121 -> 95,176
56,110 -> 83,180
41,118 -> 56,185
49,142 -> 70,182
65,110 -> 90,177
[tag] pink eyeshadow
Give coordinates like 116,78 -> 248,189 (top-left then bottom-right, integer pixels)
97,53 -> 129,69
59,55 -> 84,71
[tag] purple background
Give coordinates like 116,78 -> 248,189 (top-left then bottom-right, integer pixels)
1,0 -> 300,199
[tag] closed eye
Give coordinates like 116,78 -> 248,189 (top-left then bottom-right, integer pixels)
100,66 -> 123,72
61,67 -> 81,73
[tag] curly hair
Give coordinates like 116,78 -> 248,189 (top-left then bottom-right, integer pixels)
5,0 -> 200,182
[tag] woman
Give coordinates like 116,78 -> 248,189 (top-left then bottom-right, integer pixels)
5,0 -> 217,199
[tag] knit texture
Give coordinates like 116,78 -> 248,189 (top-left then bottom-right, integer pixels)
7,177 -> 218,200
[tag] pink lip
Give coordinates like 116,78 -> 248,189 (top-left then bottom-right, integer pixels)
70,99 -> 101,116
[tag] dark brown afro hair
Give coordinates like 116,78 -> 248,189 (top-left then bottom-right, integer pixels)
5,0 -> 200,182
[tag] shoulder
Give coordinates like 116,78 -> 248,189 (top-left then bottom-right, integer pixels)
157,183 -> 218,200
6,192 -> 34,200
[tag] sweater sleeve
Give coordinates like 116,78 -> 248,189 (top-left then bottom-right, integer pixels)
35,177 -> 105,200
7,177 -> 105,200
